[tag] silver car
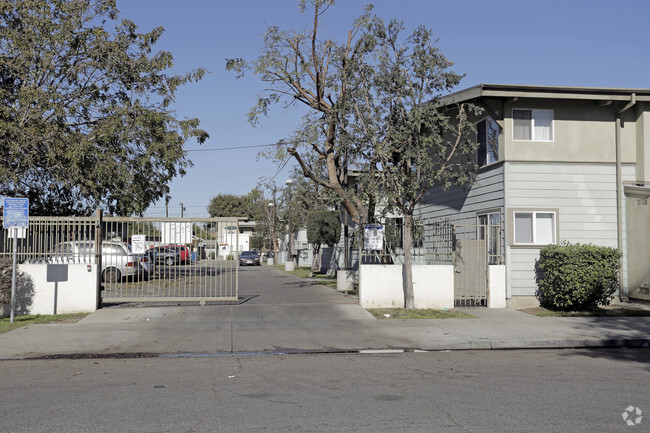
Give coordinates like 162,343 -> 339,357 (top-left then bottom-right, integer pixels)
48,240 -> 148,282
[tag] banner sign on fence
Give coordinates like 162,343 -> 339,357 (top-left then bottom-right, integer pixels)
161,222 -> 192,244
364,224 -> 384,251
131,234 -> 146,254
3,197 -> 29,229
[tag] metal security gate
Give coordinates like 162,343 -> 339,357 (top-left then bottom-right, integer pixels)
0,215 -> 240,305
100,217 -> 239,303
452,219 -> 503,307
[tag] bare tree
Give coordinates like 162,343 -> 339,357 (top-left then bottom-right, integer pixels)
226,0 -> 376,227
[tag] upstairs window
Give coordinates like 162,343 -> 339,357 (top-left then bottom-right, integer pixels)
513,109 -> 553,141
477,117 -> 499,167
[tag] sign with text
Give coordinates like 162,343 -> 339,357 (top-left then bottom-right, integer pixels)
161,222 -> 192,244
3,197 -> 29,229
364,224 -> 384,251
131,234 -> 146,254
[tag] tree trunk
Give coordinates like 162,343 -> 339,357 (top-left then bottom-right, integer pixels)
309,244 -> 321,278
403,213 -> 415,309
272,230 -> 278,265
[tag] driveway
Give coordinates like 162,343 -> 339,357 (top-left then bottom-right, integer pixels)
0,265 -> 377,359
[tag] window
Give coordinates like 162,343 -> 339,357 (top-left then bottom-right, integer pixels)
513,109 -> 553,141
513,211 -> 556,245
478,212 -> 501,264
477,117 -> 499,166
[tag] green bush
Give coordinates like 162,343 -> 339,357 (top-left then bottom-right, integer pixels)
0,257 -> 12,304
226,254 -> 234,261
306,211 -> 341,245
536,242 -> 621,310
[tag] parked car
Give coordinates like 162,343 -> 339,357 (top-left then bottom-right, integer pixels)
48,240 -> 148,283
145,245 -> 190,267
239,251 -> 261,266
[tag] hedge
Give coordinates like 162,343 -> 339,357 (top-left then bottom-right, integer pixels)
536,242 -> 621,311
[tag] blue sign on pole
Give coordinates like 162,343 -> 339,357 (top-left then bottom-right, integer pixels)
3,197 -> 29,229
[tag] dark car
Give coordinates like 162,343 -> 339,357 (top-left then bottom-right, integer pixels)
146,245 -> 189,266
239,251 -> 261,266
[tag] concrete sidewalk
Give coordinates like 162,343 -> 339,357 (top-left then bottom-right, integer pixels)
1,266 -> 649,359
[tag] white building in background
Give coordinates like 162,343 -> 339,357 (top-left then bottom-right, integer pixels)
218,220 -> 255,258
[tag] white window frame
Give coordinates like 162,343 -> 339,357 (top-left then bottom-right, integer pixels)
477,211 -> 501,264
512,108 -> 554,142
512,210 -> 557,246
476,117 -> 499,167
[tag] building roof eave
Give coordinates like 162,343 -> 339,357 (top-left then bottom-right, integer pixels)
437,83 -> 650,106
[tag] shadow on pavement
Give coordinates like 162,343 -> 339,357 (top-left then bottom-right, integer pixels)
560,347 -> 650,370
102,294 -> 260,308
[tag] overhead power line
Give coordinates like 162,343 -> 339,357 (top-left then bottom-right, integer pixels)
185,140 -> 309,153
186,144 -> 275,152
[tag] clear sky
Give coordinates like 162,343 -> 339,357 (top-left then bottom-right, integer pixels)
115,0 -> 650,217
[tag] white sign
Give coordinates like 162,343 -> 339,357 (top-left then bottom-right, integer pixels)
364,224 -> 384,251
131,234 -> 146,254
161,222 -> 192,244
4,228 -> 27,239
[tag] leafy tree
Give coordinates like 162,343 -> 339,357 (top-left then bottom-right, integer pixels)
306,210 -> 341,277
280,162 -> 339,253
193,223 -> 215,240
249,233 -> 265,250
349,19 -> 480,309
226,0 -> 377,228
230,1 -> 479,308
207,194 -> 253,218
245,185 -> 279,261
0,0 -> 208,216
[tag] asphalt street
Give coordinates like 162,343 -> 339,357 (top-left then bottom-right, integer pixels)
1,349 -> 648,432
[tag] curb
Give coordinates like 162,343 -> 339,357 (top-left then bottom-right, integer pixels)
3,338 -> 648,361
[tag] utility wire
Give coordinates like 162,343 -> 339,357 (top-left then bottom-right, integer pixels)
185,140 -> 307,153
186,144 -> 274,152
268,156 -> 291,184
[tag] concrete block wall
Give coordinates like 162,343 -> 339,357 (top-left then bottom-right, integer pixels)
3,263 -> 98,316
359,264 -> 454,309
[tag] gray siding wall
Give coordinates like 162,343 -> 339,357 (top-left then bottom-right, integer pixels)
419,163 -> 505,219
506,162 -> 634,296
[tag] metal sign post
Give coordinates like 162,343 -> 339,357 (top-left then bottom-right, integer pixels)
3,197 -> 29,323
10,228 -> 17,323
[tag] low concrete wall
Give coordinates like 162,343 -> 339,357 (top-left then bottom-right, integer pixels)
11,263 -> 98,315
359,264 -> 454,309
506,295 -> 539,309
488,265 -> 507,308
